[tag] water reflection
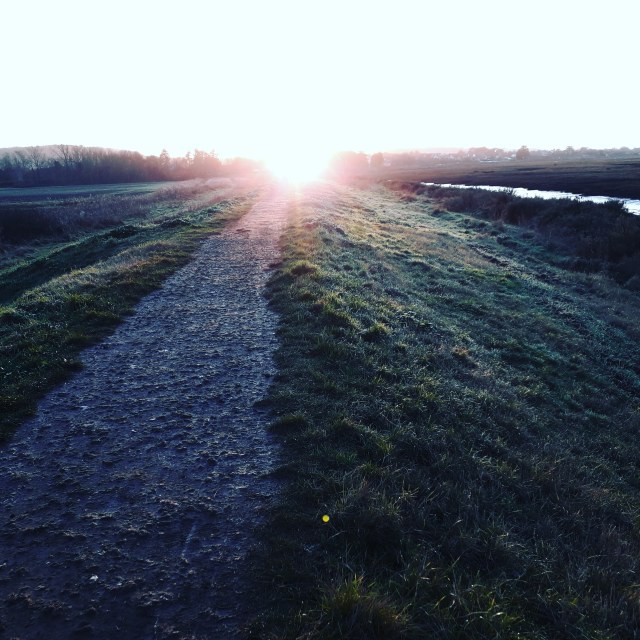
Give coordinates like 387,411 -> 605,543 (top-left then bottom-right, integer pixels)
421,182 -> 640,216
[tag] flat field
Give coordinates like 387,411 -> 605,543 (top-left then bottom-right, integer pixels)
0,181 -> 169,205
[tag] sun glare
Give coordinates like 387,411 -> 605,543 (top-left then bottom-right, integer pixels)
266,151 -> 328,184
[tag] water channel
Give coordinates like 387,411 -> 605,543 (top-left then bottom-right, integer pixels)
421,182 -> 640,215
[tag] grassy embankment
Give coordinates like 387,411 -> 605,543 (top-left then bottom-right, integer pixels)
0,180 -> 260,441
256,182 -> 640,638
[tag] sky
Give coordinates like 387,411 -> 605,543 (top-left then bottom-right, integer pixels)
1,0 -> 638,167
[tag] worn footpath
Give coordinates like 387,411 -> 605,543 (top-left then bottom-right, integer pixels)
0,184 -> 292,639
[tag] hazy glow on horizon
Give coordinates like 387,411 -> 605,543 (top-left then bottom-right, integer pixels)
2,0 -> 638,166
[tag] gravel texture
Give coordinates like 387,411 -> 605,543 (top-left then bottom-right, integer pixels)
0,185 -> 291,639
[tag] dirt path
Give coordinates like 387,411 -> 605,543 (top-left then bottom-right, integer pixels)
0,184 -> 291,639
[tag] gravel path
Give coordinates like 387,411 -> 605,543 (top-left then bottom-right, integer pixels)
0,185 -> 291,639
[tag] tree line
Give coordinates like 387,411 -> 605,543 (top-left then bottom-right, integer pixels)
0,145 -> 261,187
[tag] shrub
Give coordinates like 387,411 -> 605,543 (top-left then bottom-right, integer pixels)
0,206 -> 64,243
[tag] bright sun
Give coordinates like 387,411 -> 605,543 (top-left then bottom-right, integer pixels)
265,150 -> 329,184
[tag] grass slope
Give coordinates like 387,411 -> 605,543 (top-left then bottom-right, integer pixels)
256,182 -> 640,638
0,184 -> 258,441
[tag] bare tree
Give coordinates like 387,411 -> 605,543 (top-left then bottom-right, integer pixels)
56,144 -> 74,169
25,147 -> 47,180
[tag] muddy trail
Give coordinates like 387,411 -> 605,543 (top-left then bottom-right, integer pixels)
0,184 -> 293,639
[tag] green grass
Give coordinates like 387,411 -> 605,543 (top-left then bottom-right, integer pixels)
253,183 -> 640,638
0,182 -> 259,440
